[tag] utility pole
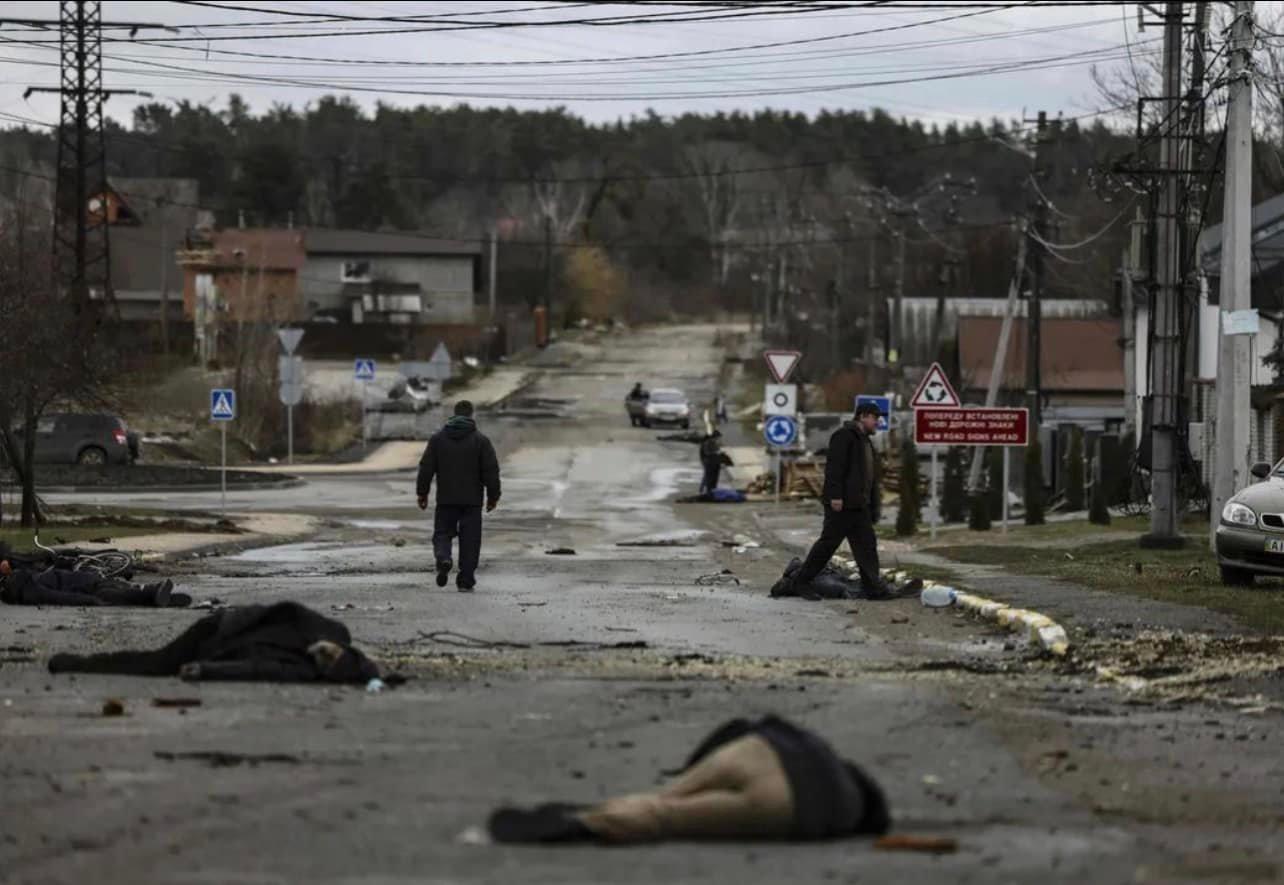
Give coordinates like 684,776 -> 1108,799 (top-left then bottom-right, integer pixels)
488,225 -> 498,320
1211,0 -> 1255,549
158,197 -> 169,354
865,236 -> 878,368
13,3 -> 167,314
1025,111 -> 1051,432
889,228 -> 907,370
1142,1 -> 1187,549
542,213 -> 553,314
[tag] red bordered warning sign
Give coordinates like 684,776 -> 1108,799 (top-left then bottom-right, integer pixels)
909,362 -> 961,409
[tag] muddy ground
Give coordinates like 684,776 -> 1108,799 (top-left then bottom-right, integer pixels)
3,325 -> 1282,884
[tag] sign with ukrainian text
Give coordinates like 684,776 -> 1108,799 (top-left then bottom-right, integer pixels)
914,407 -> 1029,447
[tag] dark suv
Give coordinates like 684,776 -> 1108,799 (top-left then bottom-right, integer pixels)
22,414 -> 139,465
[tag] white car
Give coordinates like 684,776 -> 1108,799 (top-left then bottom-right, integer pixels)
641,389 -> 691,429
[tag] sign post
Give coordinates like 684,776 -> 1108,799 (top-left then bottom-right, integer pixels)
910,363 -> 961,539
354,358 -> 377,450
1003,447 -> 1011,533
210,388 -> 236,516
763,350 -> 802,506
277,330 -> 304,465
763,415 -> 799,506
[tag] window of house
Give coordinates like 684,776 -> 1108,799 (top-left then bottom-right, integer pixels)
341,260 -> 372,282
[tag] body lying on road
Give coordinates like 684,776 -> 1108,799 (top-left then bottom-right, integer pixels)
46,601 -> 380,683
489,716 -> 889,844
0,560 -> 188,608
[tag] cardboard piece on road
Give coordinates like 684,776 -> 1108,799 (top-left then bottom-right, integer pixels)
910,362 -> 960,409
278,355 -> 304,385
210,388 -> 236,422
855,394 -> 892,432
763,383 -> 798,417
277,328 -> 304,355
278,383 -> 304,407
354,358 -> 377,381
914,407 -> 1029,447
764,414 -> 798,448
764,350 -> 802,384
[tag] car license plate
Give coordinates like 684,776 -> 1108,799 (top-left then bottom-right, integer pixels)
1265,538 -> 1284,554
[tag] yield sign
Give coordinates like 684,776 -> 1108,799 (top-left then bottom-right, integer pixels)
910,362 -> 960,409
764,350 -> 802,384
277,327 -> 304,355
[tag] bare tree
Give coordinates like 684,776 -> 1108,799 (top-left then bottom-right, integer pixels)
0,188 -> 116,526
681,142 -> 754,287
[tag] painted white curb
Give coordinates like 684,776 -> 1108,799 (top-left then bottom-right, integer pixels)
833,558 -> 1071,657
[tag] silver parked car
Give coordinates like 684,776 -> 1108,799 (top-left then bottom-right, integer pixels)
639,388 -> 691,429
1215,460 -> 1284,585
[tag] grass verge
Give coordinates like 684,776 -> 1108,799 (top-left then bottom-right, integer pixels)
0,524 -> 166,551
932,535 -> 1284,633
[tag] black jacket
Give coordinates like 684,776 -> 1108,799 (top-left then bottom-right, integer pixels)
684,716 -> 890,839
416,416 -> 501,507
822,421 -> 878,515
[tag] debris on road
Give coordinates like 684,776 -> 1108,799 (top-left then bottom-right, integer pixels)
546,548 -> 577,556
101,698 -> 125,717
152,697 -> 202,709
366,678 -> 387,694
874,834 -> 959,854
154,750 -> 301,768
487,716 -> 889,844
696,570 -> 740,587
616,532 -> 705,548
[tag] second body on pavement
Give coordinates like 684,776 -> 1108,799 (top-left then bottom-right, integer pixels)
416,401 -> 501,592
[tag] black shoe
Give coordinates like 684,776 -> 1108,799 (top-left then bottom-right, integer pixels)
862,581 -> 894,601
169,593 -> 193,608
435,559 -> 452,588
457,576 -> 476,593
152,578 -> 175,607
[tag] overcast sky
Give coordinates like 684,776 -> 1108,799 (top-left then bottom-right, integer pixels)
0,1 -> 1276,132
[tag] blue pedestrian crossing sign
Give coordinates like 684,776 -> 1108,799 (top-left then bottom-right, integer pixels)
855,394 -> 892,432
210,388 -> 236,422
354,358 -> 377,381
764,414 -> 798,448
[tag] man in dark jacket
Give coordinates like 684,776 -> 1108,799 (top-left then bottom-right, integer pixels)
416,400 -> 501,592
699,430 -> 733,496
790,401 -> 891,600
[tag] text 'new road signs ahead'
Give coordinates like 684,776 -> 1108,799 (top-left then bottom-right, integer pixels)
763,350 -> 801,384
764,414 -> 798,448
910,362 -> 960,409
354,358 -> 377,381
914,407 -> 1029,447
210,388 -> 236,422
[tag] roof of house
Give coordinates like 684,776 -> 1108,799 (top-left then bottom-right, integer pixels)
958,315 -> 1124,393
1198,190 -> 1284,277
304,228 -> 481,257
107,178 -> 202,292
207,228 -> 307,271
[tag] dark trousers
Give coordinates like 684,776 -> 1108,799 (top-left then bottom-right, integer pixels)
25,572 -> 159,607
700,462 -> 721,496
434,505 -> 483,581
795,507 -> 881,590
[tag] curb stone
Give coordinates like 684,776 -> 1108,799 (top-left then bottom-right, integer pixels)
832,558 -> 1071,657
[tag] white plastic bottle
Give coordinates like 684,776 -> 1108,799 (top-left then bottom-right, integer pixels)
920,585 -> 958,608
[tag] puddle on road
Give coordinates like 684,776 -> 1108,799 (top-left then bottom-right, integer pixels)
232,542 -> 396,563
347,519 -> 405,530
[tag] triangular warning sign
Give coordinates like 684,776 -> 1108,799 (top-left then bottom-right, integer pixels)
211,392 -> 235,419
764,350 -> 802,384
910,362 -> 960,409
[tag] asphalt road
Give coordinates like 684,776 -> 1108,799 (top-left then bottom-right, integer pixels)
4,325 -> 1283,884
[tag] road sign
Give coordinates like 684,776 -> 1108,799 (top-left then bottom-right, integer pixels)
210,388 -> 236,422
914,407 -> 1029,447
278,383 -> 304,407
354,358 -> 377,381
855,394 -> 892,432
763,383 -> 797,417
429,342 -> 453,381
764,350 -> 802,384
910,362 -> 961,409
277,328 -> 304,355
764,415 -> 798,448
278,355 -> 304,385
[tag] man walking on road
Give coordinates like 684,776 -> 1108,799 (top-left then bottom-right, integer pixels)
789,401 -> 891,600
416,400 -> 501,592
